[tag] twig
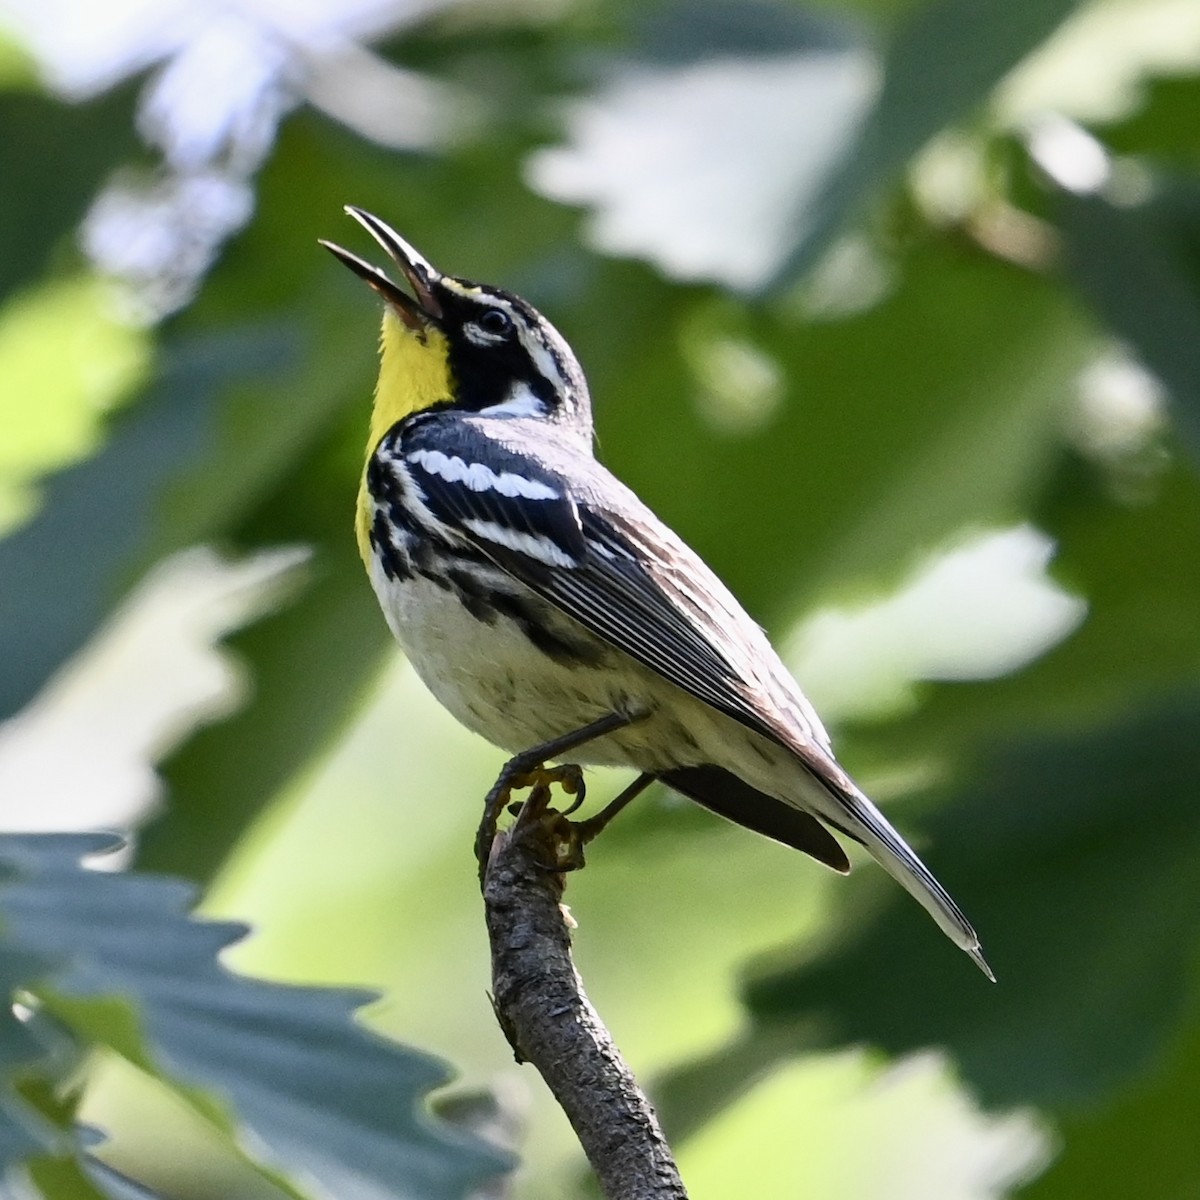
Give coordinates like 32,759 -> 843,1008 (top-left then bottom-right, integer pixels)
481,785 -> 688,1199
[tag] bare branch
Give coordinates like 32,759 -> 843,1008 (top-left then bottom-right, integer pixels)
482,791 -> 688,1200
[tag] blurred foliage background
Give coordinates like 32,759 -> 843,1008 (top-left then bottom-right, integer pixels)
1,0 -> 1199,1196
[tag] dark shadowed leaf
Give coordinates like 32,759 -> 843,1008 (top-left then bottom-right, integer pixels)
1097,73 -> 1200,168
0,834 -> 510,1200
1057,187 -> 1200,464
1017,996 -> 1200,1200
736,691 -> 1200,1111
0,838 -> 114,1181
0,328 -> 297,722
0,84 -> 140,304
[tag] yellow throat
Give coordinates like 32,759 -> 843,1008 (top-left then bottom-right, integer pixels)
355,307 -> 453,567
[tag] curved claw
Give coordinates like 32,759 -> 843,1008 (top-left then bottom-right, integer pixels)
476,762 -> 587,884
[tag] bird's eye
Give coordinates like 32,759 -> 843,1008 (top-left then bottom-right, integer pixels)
476,308 -> 512,337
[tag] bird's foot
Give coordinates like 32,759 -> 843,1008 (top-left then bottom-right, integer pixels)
476,757 -> 586,883
475,711 -> 650,887
493,770 -> 656,881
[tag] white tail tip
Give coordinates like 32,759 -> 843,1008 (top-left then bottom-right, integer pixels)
968,943 -> 996,982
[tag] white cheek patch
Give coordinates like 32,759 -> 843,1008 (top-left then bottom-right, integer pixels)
407,448 -> 559,500
480,382 -> 548,419
462,518 -> 578,567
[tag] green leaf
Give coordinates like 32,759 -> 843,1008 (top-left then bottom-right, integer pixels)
0,833 -> 510,1199
0,327 -> 297,721
0,85 -> 140,304
777,0 -> 1085,280
1018,995 -> 1200,1200
736,690 -> 1200,1112
1056,187 -> 1200,464
862,453 -> 1200,764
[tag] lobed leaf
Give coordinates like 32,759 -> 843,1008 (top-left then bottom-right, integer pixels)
0,834 -> 510,1200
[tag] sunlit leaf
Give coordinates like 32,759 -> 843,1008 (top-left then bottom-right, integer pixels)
0,275 -> 150,534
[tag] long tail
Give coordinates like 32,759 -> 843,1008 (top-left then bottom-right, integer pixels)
821,782 -> 994,981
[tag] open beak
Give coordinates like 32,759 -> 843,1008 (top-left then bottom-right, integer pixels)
319,206 -> 444,330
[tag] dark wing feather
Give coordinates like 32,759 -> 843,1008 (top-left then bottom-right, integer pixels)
660,766 -> 850,872
402,434 -> 588,567
395,415 -> 835,766
400,424 -> 823,760
531,509 -> 788,738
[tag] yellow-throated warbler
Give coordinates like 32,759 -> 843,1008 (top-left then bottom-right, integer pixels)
322,207 -> 991,978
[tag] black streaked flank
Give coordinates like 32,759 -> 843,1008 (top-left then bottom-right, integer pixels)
369,511 -> 411,582
445,566 -> 603,665
446,567 -> 496,622
485,588 -> 607,666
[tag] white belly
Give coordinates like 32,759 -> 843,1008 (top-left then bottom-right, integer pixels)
368,555 -> 643,760
366,553 -> 830,813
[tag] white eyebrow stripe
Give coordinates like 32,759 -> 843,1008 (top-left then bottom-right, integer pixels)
523,332 -> 566,390
462,518 -> 578,567
407,448 -> 559,500
442,280 -> 521,318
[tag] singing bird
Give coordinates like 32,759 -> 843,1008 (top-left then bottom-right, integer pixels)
322,207 -> 991,978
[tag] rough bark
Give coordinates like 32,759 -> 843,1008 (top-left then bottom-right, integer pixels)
482,796 -> 688,1200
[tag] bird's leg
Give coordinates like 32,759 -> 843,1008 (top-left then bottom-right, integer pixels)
575,772 -> 655,843
526,771 -> 657,875
475,709 -> 645,882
